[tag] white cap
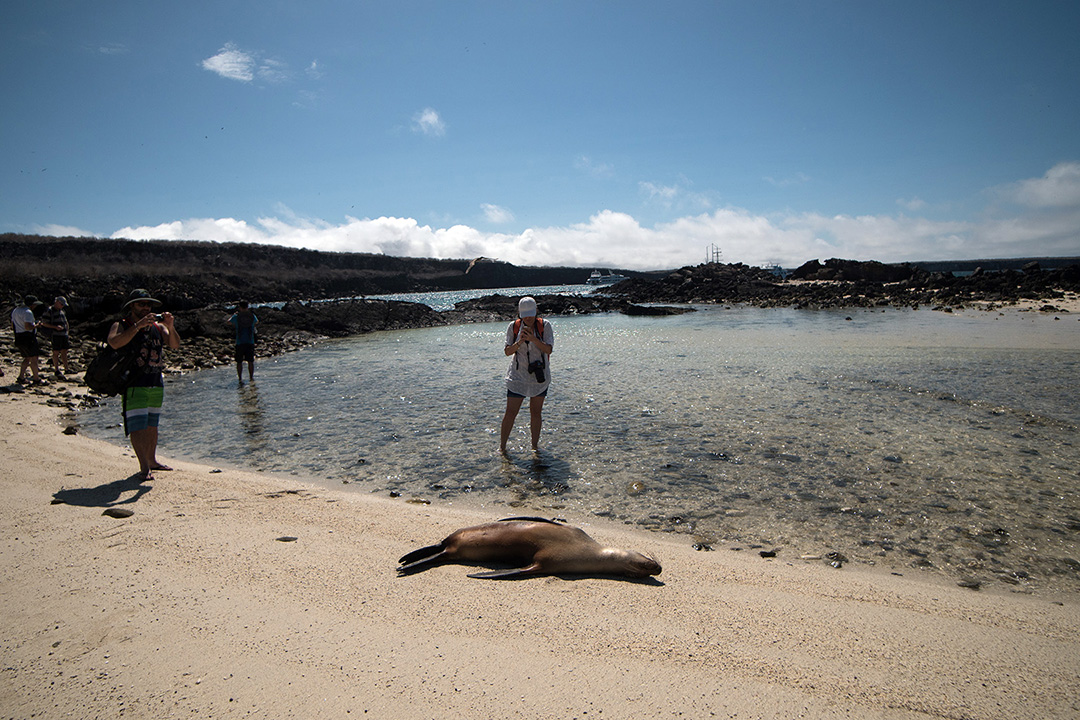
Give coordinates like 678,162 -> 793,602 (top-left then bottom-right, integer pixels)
518,296 -> 537,317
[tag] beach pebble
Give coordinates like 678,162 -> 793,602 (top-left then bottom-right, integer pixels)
800,554 -> 822,561
102,508 -> 134,518
626,480 -> 646,496
275,536 -> 298,542
62,425 -> 78,435
957,579 -> 982,590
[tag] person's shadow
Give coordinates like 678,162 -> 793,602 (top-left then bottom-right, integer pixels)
52,474 -> 151,507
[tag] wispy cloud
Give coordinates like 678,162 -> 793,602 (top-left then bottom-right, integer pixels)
202,43 -> 255,82
257,58 -> 290,84
897,197 -> 926,211
575,156 -> 614,178
764,172 -> 811,187
640,178 -> 715,213
481,204 -> 515,224
640,181 -> 679,202
97,43 -> 128,56
411,107 -> 446,137
33,223 -> 98,238
201,43 -> 293,84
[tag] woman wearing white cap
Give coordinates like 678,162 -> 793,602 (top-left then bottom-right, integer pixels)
499,296 -> 554,453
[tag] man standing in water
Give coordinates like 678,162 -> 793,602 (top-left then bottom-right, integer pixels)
499,296 -> 553,454
228,300 -> 258,383
108,289 -> 181,482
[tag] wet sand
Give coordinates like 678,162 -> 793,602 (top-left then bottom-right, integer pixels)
2,382 -> 1079,719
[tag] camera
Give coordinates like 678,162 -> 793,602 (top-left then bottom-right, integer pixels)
528,358 -> 546,383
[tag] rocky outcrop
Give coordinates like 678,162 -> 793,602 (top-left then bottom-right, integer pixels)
604,260 -> 1080,309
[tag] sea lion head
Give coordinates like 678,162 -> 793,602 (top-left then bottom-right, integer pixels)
602,548 -> 662,578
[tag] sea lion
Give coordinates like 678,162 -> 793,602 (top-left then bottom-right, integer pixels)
396,516 -> 662,579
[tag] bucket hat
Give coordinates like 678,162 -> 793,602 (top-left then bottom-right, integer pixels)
123,289 -> 162,310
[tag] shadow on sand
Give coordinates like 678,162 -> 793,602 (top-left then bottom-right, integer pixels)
52,474 -> 152,508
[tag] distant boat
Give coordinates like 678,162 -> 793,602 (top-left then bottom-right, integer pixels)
763,263 -> 787,278
586,269 -> 629,286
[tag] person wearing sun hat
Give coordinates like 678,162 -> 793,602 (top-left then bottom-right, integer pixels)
107,289 -> 181,481
499,296 -> 554,453
39,296 -> 73,377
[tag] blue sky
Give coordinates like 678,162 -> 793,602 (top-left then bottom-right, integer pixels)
3,1 -> 1079,270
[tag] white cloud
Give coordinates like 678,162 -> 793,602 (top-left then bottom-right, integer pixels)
202,43 -> 255,82
200,43 -> 292,84
106,164 -> 1080,271
1002,162 -> 1080,208
98,43 -> 128,55
897,197 -> 926,211
257,58 -> 290,84
640,181 -> 679,202
482,204 -> 514,224
33,223 -> 99,238
411,107 -> 446,137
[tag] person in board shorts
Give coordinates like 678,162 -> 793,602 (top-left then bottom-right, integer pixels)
107,289 -> 181,482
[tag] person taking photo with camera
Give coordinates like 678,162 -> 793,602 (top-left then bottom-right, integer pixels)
499,296 -> 554,454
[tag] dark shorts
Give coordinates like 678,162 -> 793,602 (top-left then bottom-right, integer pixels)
507,389 -> 547,399
235,343 -> 255,363
50,334 -> 71,351
14,333 -> 41,357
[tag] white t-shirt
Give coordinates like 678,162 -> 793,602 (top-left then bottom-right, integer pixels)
10,306 -> 35,333
504,319 -> 554,397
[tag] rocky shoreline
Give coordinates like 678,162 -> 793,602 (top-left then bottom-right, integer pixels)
599,258 -> 1080,310
0,293 -> 688,400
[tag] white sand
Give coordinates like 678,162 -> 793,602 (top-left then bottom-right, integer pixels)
1,382 -> 1078,719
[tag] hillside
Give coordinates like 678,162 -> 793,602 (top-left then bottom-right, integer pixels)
0,234 -> 648,316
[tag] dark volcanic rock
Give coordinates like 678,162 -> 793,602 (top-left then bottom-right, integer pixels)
789,258 -> 918,282
603,260 -> 1080,310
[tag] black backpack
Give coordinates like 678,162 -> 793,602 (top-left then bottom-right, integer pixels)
83,345 -> 138,396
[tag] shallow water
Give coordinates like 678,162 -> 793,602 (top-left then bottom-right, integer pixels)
80,304 -> 1080,594
366,283 -> 593,311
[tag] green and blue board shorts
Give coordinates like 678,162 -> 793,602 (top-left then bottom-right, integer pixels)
122,386 -> 164,435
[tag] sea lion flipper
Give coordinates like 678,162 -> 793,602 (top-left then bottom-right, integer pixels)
397,543 -> 449,573
467,564 -> 542,579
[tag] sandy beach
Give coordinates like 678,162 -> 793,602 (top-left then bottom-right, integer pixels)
2,377 -> 1078,719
